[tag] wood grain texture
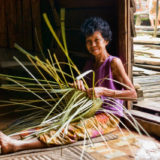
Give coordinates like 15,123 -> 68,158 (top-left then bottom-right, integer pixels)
55,0 -> 115,8
22,0 -> 33,50
0,0 -> 7,47
5,0 -> 17,48
31,0 -> 42,52
15,0 -> 24,47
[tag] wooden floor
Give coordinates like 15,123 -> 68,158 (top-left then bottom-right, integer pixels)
0,112 -> 160,160
84,129 -> 160,160
0,128 -> 160,160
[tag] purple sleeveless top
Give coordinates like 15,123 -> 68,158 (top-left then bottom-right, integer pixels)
83,55 -> 124,117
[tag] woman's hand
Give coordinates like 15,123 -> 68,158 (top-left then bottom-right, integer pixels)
72,80 -> 86,91
86,87 -> 104,98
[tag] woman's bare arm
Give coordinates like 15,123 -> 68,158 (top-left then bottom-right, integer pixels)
86,58 -> 137,100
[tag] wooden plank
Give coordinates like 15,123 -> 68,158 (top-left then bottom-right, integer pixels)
131,38 -> 135,65
55,0 -> 115,8
136,30 -> 160,36
144,44 -> 160,49
147,97 -> 160,102
133,71 -> 144,76
134,75 -> 160,82
133,66 -> 160,75
0,0 -> 7,47
117,0 -> 128,68
144,89 -> 160,94
144,92 -> 160,98
134,36 -> 160,45
135,64 -> 160,71
15,0 -> 24,47
127,0 -> 132,110
129,110 -> 160,124
5,0 -> 17,48
31,0 -> 42,52
135,25 -> 160,31
135,56 -> 160,65
143,85 -> 160,91
134,100 -> 160,112
125,117 -> 160,137
130,8 -> 136,37
134,51 -> 160,58
22,0 -> 33,50
130,0 -> 136,12
134,78 -> 160,84
134,44 -> 160,58
134,11 -> 148,15
118,0 -> 132,109
138,82 -> 160,87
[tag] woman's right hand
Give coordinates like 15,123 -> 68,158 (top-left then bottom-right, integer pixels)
73,80 -> 86,91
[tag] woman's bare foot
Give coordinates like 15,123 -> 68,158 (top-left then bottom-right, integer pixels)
0,131 -> 46,154
0,131 -> 18,154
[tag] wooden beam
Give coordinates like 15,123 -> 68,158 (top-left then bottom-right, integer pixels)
15,0 -> 24,48
130,8 -> 136,37
22,0 -> 33,50
31,0 -> 42,52
0,0 -> 7,47
130,0 -> 136,12
117,0 -> 132,109
5,0 -> 17,48
55,0 -> 115,8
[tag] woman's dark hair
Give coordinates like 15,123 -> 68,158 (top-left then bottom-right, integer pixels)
81,17 -> 112,42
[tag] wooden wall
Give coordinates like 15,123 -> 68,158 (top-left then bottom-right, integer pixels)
0,0 -> 42,50
0,0 -> 134,70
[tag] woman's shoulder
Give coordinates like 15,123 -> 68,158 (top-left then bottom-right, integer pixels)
110,56 -> 122,65
110,56 -> 124,72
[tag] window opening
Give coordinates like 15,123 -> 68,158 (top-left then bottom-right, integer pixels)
133,0 -> 160,120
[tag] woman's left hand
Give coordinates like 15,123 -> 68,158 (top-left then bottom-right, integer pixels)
86,87 -> 104,98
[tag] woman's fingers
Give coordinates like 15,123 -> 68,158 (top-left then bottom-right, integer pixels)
79,80 -> 86,91
72,80 -> 86,91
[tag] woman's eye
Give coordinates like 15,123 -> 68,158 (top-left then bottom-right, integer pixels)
95,39 -> 100,42
86,41 -> 91,45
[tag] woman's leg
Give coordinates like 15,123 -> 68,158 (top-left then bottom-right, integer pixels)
39,113 -> 119,145
0,132 -> 46,154
0,113 -> 119,154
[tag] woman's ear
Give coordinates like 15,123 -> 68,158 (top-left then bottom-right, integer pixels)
105,40 -> 109,46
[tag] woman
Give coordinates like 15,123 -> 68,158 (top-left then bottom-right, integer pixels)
0,17 -> 137,154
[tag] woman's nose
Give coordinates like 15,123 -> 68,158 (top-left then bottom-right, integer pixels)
91,41 -> 96,46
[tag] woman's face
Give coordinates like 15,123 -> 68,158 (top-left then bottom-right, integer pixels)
85,31 -> 108,57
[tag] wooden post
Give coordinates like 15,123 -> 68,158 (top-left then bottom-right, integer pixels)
118,0 -> 132,109
154,0 -> 159,37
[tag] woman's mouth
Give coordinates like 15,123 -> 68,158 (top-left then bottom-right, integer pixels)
91,48 -> 99,52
